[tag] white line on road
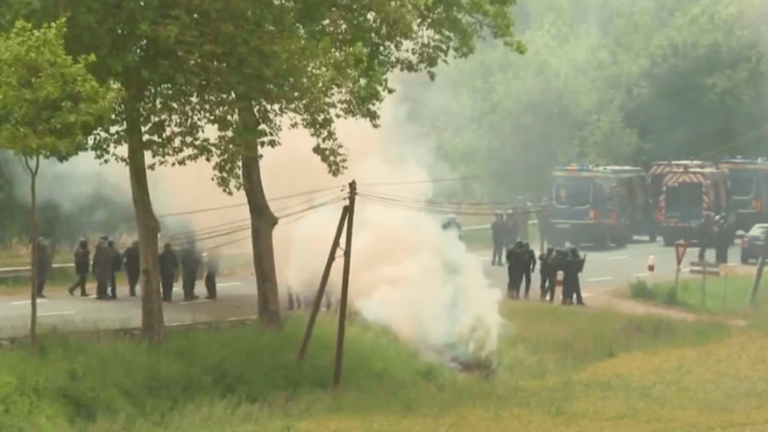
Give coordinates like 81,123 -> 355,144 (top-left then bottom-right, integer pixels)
608,255 -> 629,260
217,282 -> 242,288
586,277 -> 614,282
39,311 -> 75,317
10,299 -> 48,306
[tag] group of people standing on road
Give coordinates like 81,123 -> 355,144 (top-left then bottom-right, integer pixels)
59,237 -> 219,302
491,211 -> 586,306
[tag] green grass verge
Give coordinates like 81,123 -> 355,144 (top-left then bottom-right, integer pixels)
1,301 -> 746,432
628,275 -> 763,315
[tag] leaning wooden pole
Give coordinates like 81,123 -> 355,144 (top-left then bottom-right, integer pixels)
297,205 -> 349,361
333,180 -> 356,388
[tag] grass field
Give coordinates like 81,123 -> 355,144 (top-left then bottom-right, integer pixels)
629,274 -> 765,316
5,299 -> 767,432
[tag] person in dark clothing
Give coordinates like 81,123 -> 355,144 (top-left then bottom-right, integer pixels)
34,237 -> 51,298
697,212 -> 716,263
506,241 -> 525,299
714,215 -> 732,264
522,241 -> 537,299
68,239 -> 90,297
562,247 -> 587,306
204,252 -> 220,300
122,241 -> 140,297
442,214 -> 463,240
180,240 -> 201,301
92,237 -> 113,300
107,240 -> 122,299
538,247 -> 554,300
491,212 -> 505,266
159,243 -> 179,302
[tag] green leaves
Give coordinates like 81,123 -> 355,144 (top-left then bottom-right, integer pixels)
0,18 -> 117,163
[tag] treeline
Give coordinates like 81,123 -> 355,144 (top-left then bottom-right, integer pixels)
399,0 -> 768,202
0,153 -> 135,245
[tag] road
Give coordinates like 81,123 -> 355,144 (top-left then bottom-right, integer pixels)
0,238 -> 749,338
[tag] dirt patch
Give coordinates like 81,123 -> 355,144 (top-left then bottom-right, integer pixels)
589,288 -> 747,327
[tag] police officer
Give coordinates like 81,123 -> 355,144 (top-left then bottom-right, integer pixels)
122,241 -> 140,297
180,239 -> 201,301
697,212 -> 716,263
92,236 -> 113,300
68,239 -> 90,297
442,214 -> 463,240
506,241 -> 525,299
204,251 -> 220,300
34,237 -> 51,298
107,240 -> 122,299
491,212 -> 505,266
159,243 -> 179,302
714,215 -> 733,264
538,247 -> 554,301
563,247 -> 587,306
522,241 -> 537,299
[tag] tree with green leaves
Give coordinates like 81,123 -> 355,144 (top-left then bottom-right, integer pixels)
171,0 -> 526,327
0,18 -> 116,349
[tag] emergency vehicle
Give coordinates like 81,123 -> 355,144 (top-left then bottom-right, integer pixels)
717,156 -> 768,232
656,166 -> 730,246
548,164 -> 653,248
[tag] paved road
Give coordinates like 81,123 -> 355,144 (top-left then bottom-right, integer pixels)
0,238 -> 750,338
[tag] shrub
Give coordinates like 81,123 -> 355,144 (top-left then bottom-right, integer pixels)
629,279 -> 656,301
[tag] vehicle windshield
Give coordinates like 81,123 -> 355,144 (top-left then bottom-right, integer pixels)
665,183 -> 703,221
553,177 -> 592,207
729,171 -> 756,198
747,225 -> 768,238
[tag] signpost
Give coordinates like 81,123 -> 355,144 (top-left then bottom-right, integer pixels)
674,241 -> 689,297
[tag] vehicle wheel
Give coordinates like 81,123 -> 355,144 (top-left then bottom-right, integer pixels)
741,254 -> 749,264
593,235 -> 610,250
614,233 -> 628,248
649,229 -> 658,242
663,236 -> 674,247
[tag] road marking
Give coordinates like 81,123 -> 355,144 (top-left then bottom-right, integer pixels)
608,255 -> 628,260
586,277 -> 613,282
39,311 -> 75,317
217,282 -> 242,288
10,299 -> 48,306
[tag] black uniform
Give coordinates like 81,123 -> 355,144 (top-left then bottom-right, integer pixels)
68,241 -> 90,297
158,245 -> 179,302
698,214 -> 716,262
123,243 -> 140,297
491,216 -> 505,266
205,254 -> 219,300
180,245 -> 201,301
538,247 -> 554,300
506,241 -> 525,299
522,242 -> 537,299
714,217 -> 731,264
563,248 -> 586,306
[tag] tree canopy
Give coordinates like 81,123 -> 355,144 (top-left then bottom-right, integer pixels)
398,0 -> 768,202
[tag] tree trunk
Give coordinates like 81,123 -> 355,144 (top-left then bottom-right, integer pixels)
26,155 -> 40,352
237,99 -> 281,327
125,96 -> 165,343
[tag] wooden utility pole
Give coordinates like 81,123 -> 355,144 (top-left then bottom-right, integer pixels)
297,205 -> 349,361
750,228 -> 768,306
333,180 -> 356,388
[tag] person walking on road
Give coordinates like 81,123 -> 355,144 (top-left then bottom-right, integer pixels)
159,243 -> 179,302
204,251 -> 219,300
122,241 -> 140,297
92,236 -> 113,300
68,239 -> 90,297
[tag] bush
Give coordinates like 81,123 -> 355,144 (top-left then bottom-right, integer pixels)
629,279 -> 656,301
